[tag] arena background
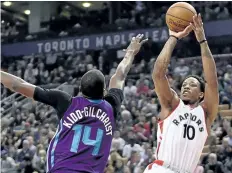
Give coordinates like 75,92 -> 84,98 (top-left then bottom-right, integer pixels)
1,1 -> 232,173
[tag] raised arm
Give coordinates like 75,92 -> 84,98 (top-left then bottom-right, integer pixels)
191,14 -> 219,124
109,34 -> 148,89
1,70 -> 36,98
152,26 -> 192,118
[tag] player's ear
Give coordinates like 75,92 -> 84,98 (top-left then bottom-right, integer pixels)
199,92 -> 204,100
103,88 -> 107,96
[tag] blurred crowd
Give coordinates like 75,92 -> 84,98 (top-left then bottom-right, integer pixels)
1,1 -> 232,173
1,44 -> 232,173
1,1 -> 232,43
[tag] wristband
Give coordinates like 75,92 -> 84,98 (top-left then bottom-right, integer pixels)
170,35 -> 179,41
199,39 -> 207,44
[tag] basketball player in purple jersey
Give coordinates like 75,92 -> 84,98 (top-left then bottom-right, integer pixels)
1,34 -> 148,173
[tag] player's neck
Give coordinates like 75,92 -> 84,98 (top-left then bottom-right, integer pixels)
183,100 -> 200,108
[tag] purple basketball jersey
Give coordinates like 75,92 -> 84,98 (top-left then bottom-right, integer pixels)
46,97 -> 115,173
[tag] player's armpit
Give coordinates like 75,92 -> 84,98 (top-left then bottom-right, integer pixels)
104,88 -> 124,118
202,83 -> 219,124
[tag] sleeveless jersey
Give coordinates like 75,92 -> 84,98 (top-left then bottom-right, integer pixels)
46,96 -> 115,173
156,99 -> 208,173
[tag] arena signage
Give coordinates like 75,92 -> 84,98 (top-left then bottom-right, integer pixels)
2,20 -> 232,56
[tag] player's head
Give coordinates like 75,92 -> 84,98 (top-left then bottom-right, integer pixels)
180,75 -> 205,105
80,69 -> 105,99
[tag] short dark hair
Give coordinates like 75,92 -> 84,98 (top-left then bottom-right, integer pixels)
80,69 -> 105,99
183,75 -> 205,93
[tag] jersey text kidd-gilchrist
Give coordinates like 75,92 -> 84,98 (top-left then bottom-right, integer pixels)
63,106 -> 113,135
172,112 -> 204,132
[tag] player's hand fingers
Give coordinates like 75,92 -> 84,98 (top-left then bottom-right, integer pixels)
131,37 -> 136,42
136,34 -> 141,40
196,13 -> 202,27
198,13 -> 203,26
136,34 -> 143,42
193,15 -> 200,28
190,23 -> 196,31
184,25 -> 193,34
195,14 -> 201,28
141,38 -> 149,45
138,34 -> 144,41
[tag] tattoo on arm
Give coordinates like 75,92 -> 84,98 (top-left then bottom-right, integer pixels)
154,37 -> 177,75
117,51 -> 135,79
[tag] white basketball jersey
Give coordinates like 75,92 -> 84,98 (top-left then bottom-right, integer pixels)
156,99 -> 208,173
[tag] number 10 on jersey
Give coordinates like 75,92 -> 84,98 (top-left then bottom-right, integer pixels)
70,125 -> 104,156
183,124 -> 195,140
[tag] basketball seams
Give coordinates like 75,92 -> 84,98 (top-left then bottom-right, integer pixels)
170,6 -> 196,15
166,13 -> 191,23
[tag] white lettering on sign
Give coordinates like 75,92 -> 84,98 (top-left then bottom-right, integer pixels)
105,36 -> 112,46
96,37 -> 104,48
35,28 -> 168,54
152,30 -> 159,42
44,42 -> 51,53
83,38 -> 90,48
60,41 -> 66,51
161,29 -> 168,41
37,43 -> 43,53
75,39 -> 81,49
52,42 -> 58,51
67,40 -> 74,50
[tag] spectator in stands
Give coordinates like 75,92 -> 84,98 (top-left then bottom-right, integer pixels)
112,131 -> 126,154
1,150 -> 17,173
124,80 -> 137,98
123,138 -> 143,159
26,136 -> 37,155
24,63 -> 37,84
16,140 -> 34,163
32,146 -> 46,173
134,123 -> 150,142
224,145 -> 232,173
204,153 -> 224,173
214,2 -> 230,19
174,59 -> 190,78
228,129 -> 232,146
137,80 -> 149,95
1,3 -> 232,172
115,159 -> 124,173
201,142 -> 218,165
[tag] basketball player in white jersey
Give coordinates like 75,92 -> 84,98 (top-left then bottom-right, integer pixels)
144,14 -> 219,173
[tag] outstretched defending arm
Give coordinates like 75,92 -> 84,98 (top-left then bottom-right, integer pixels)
109,34 -> 148,89
1,70 -> 36,98
1,70 -> 71,116
152,26 -> 192,118
191,14 -> 219,124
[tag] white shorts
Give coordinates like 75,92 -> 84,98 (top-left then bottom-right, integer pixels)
143,163 -> 175,173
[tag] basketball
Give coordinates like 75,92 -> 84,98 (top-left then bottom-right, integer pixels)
166,2 -> 197,32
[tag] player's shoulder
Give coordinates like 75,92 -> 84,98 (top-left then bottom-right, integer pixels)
104,88 -> 124,103
104,88 -> 124,117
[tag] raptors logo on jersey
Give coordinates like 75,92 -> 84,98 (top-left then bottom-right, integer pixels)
156,99 -> 208,173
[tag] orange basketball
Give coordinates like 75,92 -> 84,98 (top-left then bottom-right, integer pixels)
166,2 -> 197,32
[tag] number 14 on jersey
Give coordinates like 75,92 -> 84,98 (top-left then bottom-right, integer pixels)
70,125 -> 104,156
